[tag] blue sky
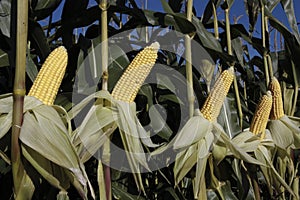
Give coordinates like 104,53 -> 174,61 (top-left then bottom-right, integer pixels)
51,0 -> 300,31
133,0 -> 300,31
142,0 -> 300,49
49,0 -> 300,53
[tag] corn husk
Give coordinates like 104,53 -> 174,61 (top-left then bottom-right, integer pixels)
68,90 -> 161,193
0,94 -> 93,199
150,110 -> 262,199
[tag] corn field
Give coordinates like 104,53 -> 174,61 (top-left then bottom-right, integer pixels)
0,0 -> 300,199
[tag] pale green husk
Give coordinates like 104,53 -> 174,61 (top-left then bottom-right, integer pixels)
0,94 -> 93,199
68,90 -> 161,193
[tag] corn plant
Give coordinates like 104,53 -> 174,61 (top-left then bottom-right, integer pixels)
0,0 -> 300,199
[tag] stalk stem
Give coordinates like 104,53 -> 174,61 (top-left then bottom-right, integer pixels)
12,0 -> 28,194
263,56 -> 270,84
267,55 -> 273,78
261,3 -> 270,86
100,1 -> 111,199
261,6 -> 266,48
265,16 -> 274,79
225,9 -> 232,55
101,0 -> 108,91
248,163 -> 261,200
225,8 -> 243,129
185,0 -> 194,118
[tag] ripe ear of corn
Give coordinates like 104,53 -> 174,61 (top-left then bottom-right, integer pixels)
269,77 -> 284,120
28,46 -> 68,105
111,42 -> 159,103
250,91 -> 272,135
200,67 -> 234,121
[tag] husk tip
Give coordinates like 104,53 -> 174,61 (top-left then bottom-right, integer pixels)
150,42 -> 160,50
228,66 -> 234,74
271,76 -> 278,82
266,90 -> 272,97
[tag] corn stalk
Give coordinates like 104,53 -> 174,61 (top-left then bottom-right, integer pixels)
224,5 -> 249,199
185,0 -> 194,118
260,1 -> 270,86
224,5 -> 243,129
12,0 -> 28,196
99,0 -> 111,199
265,16 -> 273,78
101,1 -> 109,91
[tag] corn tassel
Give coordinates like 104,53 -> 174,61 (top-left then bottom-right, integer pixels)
111,42 -> 159,103
200,67 -> 234,121
269,77 -> 284,120
250,91 -> 272,136
28,46 -> 68,105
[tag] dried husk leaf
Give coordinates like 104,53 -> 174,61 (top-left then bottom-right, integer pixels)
174,142 -> 198,184
268,119 -> 294,149
21,144 -> 67,190
56,190 -> 70,200
214,124 -> 263,166
212,141 -> 227,165
14,169 -> 35,200
150,114 -> 212,157
230,131 -> 260,153
0,93 -> 13,113
69,90 -> 161,193
19,105 -> 91,199
280,115 -> 300,149
73,105 -> 116,162
0,95 -> 43,139
193,151 -> 209,199
114,100 -> 159,148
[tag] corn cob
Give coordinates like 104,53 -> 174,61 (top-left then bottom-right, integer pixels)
200,67 -> 234,121
250,91 -> 272,135
28,46 -> 68,105
111,42 -> 159,103
269,77 -> 284,120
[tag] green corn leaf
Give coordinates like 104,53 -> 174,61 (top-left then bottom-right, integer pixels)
0,111 -> 12,139
0,0 -> 11,38
112,182 -> 146,200
26,47 -> 38,83
0,49 -> 9,68
256,145 -> 296,197
192,16 -> 222,52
